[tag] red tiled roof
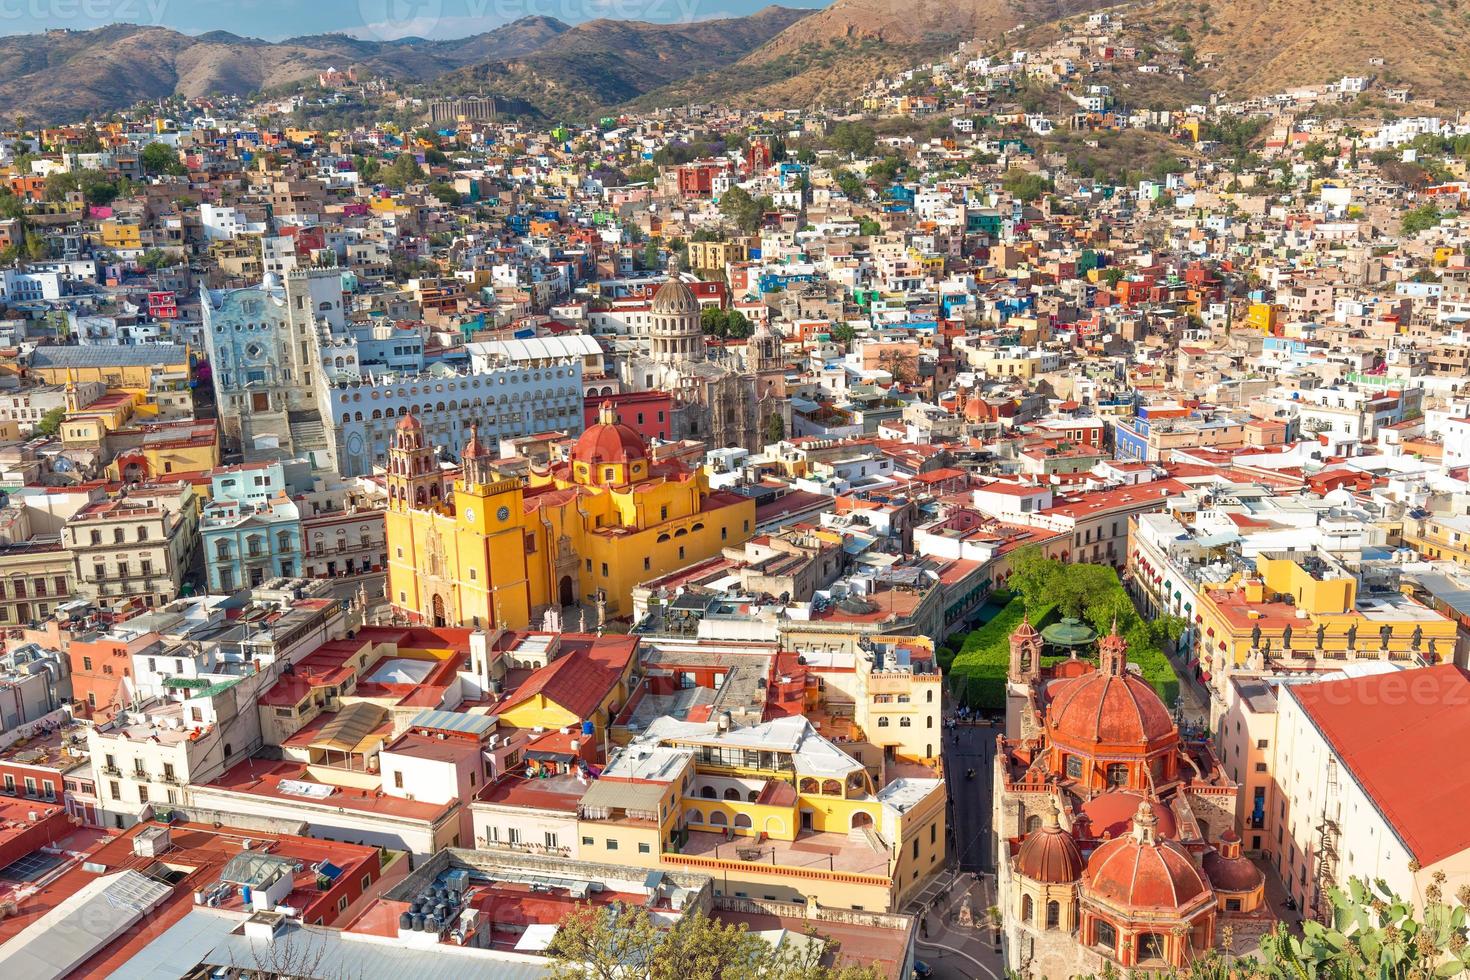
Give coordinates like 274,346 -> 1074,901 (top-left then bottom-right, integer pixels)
1291,665 -> 1470,866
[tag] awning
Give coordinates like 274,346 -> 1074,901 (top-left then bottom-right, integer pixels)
311,701 -> 389,755
514,923 -> 560,952
579,778 -> 666,813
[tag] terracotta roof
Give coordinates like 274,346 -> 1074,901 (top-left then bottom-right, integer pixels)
1290,664 -> 1470,866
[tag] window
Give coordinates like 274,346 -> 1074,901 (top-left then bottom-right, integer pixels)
544,832 -> 558,849
393,771 -> 403,788
338,896 -> 349,913
1065,756 -> 1083,779
362,874 -> 373,892
1046,900 -> 1060,928
638,842 -> 650,854
582,836 -> 593,846
1021,895 -> 1033,923
137,786 -> 149,803
606,839 -> 618,850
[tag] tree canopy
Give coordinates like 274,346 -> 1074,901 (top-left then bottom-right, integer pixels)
544,904 -> 884,980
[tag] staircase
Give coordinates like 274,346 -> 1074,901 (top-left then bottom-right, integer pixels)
287,411 -> 328,457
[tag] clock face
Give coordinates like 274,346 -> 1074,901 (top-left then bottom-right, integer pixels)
497,506 -> 511,522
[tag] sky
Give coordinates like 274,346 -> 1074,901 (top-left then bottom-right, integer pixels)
0,0 -> 825,41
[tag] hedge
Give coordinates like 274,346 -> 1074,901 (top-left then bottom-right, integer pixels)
944,568 -> 1180,712
947,596 -> 1057,712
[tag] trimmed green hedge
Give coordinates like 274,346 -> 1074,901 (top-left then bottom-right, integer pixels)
947,596 -> 1057,712
944,568 -> 1180,712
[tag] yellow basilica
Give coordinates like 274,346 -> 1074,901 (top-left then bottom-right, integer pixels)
385,402 -> 756,629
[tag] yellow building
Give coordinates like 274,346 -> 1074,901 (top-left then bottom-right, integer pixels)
386,405 -> 756,629
576,715 -> 947,911
99,220 -> 143,251
1196,551 -> 1458,696
1244,302 -> 1280,333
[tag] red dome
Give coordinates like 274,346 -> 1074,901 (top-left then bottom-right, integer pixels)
1047,671 -> 1175,747
1015,804 -> 1083,884
574,403 -> 648,466
966,397 -> 995,422
396,412 -> 423,432
1202,833 -> 1265,894
1012,613 -> 1039,640
1083,804 -> 1210,911
1081,791 -> 1177,840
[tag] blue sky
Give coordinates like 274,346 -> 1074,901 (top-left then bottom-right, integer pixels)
0,0 -> 825,41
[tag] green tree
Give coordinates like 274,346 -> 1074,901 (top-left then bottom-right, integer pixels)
545,904 -> 882,980
764,412 -> 785,443
383,153 -> 425,190
1402,202 -> 1445,235
834,170 -> 865,199
829,121 -> 876,158
140,142 -> 186,176
858,217 -> 881,237
1002,168 -> 1050,203
427,182 -> 462,206
33,406 -> 64,437
829,323 -> 857,345
719,186 -> 769,234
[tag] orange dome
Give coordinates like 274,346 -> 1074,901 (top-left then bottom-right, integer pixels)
1202,831 -> 1265,894
1083,803 -> 1210,911
1015,802 -> 1083,884
1081,791 -> 1177,840
574,402 -> 649,465
1047,671 -> 1174,747
966,397 -> 995,422
396,412 -> 423,432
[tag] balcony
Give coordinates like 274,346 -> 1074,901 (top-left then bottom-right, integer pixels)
100,765 -> 122,777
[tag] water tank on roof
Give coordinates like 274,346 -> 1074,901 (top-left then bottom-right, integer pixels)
582,720 -> 595,736
399,912 -> 413,930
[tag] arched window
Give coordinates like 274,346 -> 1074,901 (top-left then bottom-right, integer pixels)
700,786 -> 716,799
747,790 -> 759,802
722,788 -> 740,801
1025,814 -> 1042,834
799,777 -> 818,793
708,811 -> 728,827
1021,895 -> 1033,923
686,809 -> 703,824
821,779 -> 841,796
1046,901 -> 1060,929
899,717 -> 911,727
878,716 -> 889,727
733,813 -> 752,829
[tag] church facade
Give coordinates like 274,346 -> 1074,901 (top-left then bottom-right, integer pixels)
994,618 -> 1272,976
617,268 -> 787,452
385,404 -> 756,629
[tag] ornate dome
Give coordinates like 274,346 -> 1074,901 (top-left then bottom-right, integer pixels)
1015,801 -> 1083,884
1048,672 -> 1174,745
1012,612 -> 1040,641
651,275 -> 700,317
1083,803 -> 1211,911
396,412 -> 423,432
573,402 -> 649,465
1047,625 -> 1174,747
1081,791 -> 1177,840
1202,831 -> 1265,894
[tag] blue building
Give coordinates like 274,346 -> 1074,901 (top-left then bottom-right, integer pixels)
200,460 -> 309,592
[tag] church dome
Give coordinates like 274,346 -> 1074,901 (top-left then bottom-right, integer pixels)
573,402 -> 649,465
1202,831 -> 1265,893
651,276 -> 700,317
1083,803 -> 1210,911
1081,791 -> 1177,840
396,412 -> 423,432
1015,802 -> 1083,884
1048,671 -> 1174,745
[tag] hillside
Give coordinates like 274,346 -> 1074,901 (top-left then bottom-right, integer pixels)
649,0 -> 1118,109
429,7 -> 814,121
1008,0 -> 1470,108
1132,0 -> 1470,105
0,17 -> 572,123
